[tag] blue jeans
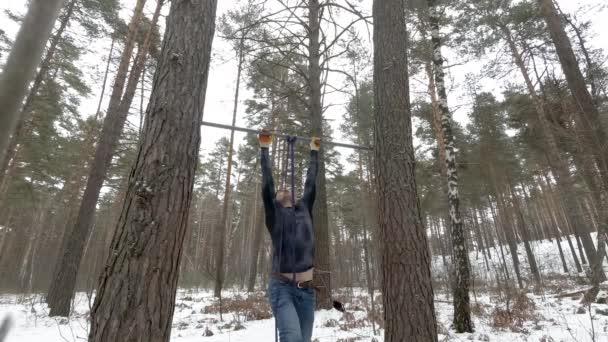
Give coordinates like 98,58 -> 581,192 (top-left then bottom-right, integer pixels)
268,277 -> 315,342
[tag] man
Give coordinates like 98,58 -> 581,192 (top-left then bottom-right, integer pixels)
259,130 -> 321,342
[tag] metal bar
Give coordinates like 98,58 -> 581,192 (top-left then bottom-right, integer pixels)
201,121 -> 373,151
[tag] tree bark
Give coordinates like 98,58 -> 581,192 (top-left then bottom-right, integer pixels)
88,0 -> 217,340
214,36 -> 245,298
427,1 -> 472,332
373,0 -> 438,339
0,0 -> 65,167
308,0 -> 332,310
47,0 -> 151,317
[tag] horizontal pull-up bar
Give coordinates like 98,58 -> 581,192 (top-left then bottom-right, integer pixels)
201,121 -> 372,151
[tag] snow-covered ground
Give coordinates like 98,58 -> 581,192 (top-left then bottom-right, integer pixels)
433,232 -> 608,289
1,235 -> 607,341
1,288 -> 607,341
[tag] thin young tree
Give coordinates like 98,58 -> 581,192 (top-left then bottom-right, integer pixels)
213,0 -> 260,298
0,0 -> 65,170
427,0 -> 472,332
373,0 -> 438,340
88,0 -> 218,340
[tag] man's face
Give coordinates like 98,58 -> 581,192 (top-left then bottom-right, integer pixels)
276,189 -> 292,207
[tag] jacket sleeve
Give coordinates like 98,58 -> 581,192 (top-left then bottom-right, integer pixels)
261,147 -> 276,231
302,150 -> 319,212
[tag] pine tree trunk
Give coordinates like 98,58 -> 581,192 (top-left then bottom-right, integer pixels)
538,0 -> 608,294
471,210 -> 490,271
0,0 -> 77,186
537,0 -> 607,169
308,0 -> 332,310
47,0 -> 151,317
193,190 -> 207,289
88,0 -> 217,340
96,39 -> 116,119
556,235 -> 570,274
373,0 -> 438,339
0,0 -> 65,167
489,198 -> 513,283
509,184 -> 542,287
247,200 -> 264,292
0,215 -> 30,290
357,154 -> 377,335
539,173 -> 583,272
428,1 -> 472,331
501,24 -> 603,281
434,218 -> 449,267
214,38 -> 244,298
423,59 -> 448,180
19,197 -> 50,292
497,191 -> 524,289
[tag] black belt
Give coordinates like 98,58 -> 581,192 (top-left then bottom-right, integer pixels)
271,273 -> 346,313
272,273 -> 316,289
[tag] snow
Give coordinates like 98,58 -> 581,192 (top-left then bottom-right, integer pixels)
1,289 -> 607,341
1,236 -> 608,341
433,232 -> 608,288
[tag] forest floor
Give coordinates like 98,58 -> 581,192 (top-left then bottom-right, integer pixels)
1,234 -> 607,341
0,285 -> 606,341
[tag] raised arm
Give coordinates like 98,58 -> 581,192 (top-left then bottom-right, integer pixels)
259,131 -> 276,231
302,137 -> 320,210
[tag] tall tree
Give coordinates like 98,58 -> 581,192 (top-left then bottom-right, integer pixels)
537,0 -> 608,297
0,0 -> 120,191
0,0 -> 77,188
373,0 -> 438,340
0,0 -> 65,170
307,0 -> 333,309
213,0 -> 260,298
46,0 -> 158,317
427,0 -> 472,332
88,0 -> 218,340
458,0 -> 603,282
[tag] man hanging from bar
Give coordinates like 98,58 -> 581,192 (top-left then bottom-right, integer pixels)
259,129 -> 320,342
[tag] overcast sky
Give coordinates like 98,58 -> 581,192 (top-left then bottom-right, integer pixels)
1,0 -> 607,171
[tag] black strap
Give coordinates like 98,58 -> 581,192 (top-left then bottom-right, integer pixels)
286,136 -> 297,282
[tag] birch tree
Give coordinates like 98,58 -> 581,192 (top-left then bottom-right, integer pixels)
427,0 -> 472,332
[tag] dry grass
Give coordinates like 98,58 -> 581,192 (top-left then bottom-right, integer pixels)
339,312 -> 368,331
470,302 -> 490,317
203,293 -> 272,321
490,291 -> 539,330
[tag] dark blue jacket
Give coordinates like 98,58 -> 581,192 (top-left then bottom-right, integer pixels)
261,147 -> 318,274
